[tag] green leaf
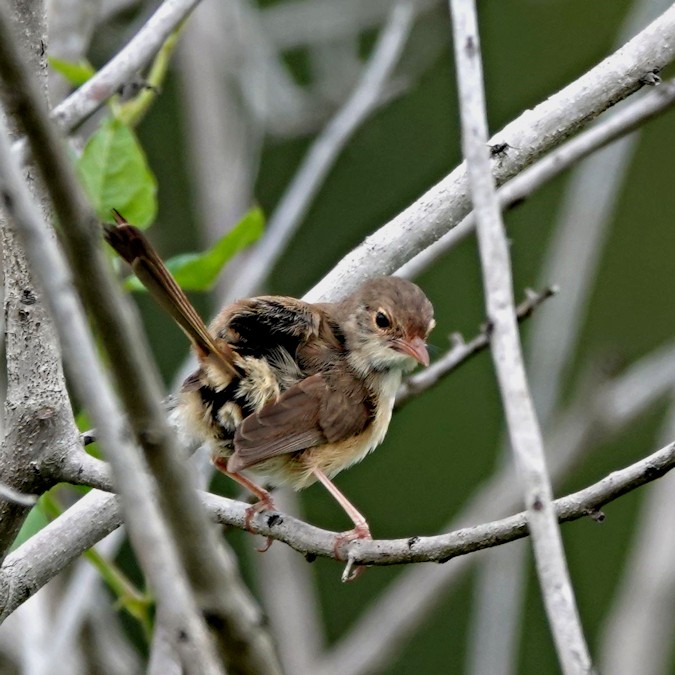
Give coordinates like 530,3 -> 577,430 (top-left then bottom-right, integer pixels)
125,207 -> 265,292
48,56 -> 95,87
10,502 -> 49,552
77,117 -> 157,228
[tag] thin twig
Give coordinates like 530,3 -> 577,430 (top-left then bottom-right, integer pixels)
226,0 -> 416,301
51,0 -> 201,132
599,395 -> 675,675
448,2 -> 591,672
305,5 -> 675,303
396,286 -> 557,407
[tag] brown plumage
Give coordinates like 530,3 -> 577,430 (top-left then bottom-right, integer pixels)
105,214 -> 435,548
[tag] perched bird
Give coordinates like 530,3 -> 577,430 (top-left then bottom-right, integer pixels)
105,212 -> 434,549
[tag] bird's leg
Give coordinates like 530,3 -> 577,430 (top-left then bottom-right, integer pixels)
213,457 -> 276,551
311,466 -> 371,578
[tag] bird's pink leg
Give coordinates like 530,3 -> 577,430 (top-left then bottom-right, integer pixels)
312,467 -> 371,579
213,457 -> 275,551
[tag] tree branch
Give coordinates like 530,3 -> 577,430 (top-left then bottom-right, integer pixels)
396,286 -> 558,407
305,4 -> 675,303
0,0 -> 80,559
36,425 -> 675,571
0,7 -> 281,671
448,1 -> 591,672
397,77 -> 675,280
51,0 -> 201,132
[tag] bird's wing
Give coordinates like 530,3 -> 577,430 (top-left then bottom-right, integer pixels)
228,372 -> 372,471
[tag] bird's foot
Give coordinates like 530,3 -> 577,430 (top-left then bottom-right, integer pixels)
334,523 -> 372,582
245,495 -> 277,552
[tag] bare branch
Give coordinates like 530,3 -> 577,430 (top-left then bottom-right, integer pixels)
51,0 -> 201,132
306,5 -> 675,303
227,0 -> 416,301
398,77 -> 675,279
465,0 -> 673,667
38,434 -> 675,568
0,7 -> 280,671
396,287 -> 558,407
0,0 -> 79,558
449,1 -> 591,671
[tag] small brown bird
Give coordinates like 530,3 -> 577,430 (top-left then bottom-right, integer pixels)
105,213 -> 434,549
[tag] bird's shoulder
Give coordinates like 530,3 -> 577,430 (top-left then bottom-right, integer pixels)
210,295 -> 343,361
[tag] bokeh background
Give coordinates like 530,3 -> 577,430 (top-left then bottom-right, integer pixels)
21,0 -> 675,673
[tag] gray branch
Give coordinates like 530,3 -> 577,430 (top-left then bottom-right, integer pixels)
0,5 -> 281,671
51,0 -> 201,132
0,0 -> 80,559
305,4 -> 675,303
226,0 -> 416,301
398,77 -> 675,279
448,1 -> 591,672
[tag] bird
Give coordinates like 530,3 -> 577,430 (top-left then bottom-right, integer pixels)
105,212 -> 435,553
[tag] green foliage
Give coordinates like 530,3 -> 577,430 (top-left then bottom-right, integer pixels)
125,207 -> 265,292
9,502 -> 49,552
48,56 -> 95,86
77,117 -> 157,228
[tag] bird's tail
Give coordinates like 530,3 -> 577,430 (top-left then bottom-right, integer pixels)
104,210 -> 239,379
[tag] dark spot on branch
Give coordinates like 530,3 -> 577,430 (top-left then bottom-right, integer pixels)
266,513 -> 282,527
532,495 -> 544,511
17,583 -> 30,604
481,317 -> 495,338
21,289 -> 36,305
1,189 -> 12,210
585,508 -> 605,523
489,142 -> 513,159
177,629 -> 189,642
465,36 -> 476,56
508,196 -> 527,210
639,68 -> 661,86
407,536 -> 420,549
202,609 -> 225,631
304,552 -> 317,563
643,463 -> 660,480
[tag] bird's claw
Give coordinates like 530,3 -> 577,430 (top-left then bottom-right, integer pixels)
334,524 -> 371,582
244,497 -> 277,552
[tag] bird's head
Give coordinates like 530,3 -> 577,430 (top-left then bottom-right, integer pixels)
340,276 -> 435,376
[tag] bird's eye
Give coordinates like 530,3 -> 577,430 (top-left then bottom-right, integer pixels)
375,311 -> 390,329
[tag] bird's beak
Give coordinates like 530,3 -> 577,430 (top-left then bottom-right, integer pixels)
392,336 -> 430,367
